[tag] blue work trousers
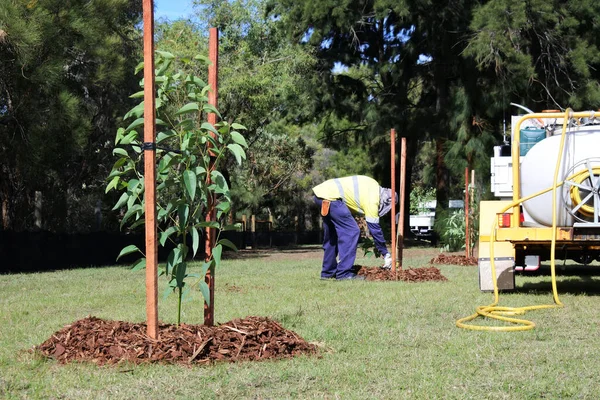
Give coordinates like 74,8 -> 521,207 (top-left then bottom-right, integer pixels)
314,196 -> 360,279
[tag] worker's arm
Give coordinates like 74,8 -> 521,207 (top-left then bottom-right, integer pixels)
366,222 -> 388,256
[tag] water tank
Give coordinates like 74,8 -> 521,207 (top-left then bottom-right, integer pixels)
519,127 -> 546,156
520,127 -> 600,227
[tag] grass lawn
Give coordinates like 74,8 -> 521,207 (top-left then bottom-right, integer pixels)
2,245 -> 600,399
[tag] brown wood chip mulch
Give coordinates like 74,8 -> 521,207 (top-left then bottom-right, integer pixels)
36,316 -> 317,366
430,254 -> 478,266
356,266 -> 448,282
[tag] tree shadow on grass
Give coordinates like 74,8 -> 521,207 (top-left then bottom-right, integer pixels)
517,274 -> 600,296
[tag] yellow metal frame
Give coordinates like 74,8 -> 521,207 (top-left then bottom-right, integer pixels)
511,111 -> 600,227
495,227 -> 573,242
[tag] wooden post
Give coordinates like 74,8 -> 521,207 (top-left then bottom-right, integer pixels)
142,0 -> 158,339
241,214 -> 247,249
470,169 -> 475,258
251,215 -> 256,248
390,129 -> 397,273
465,167 -> 470,258
204,27 -> 218,327
397,137 -> 407,270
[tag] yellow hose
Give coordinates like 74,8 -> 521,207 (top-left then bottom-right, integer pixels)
456,109 -> 573,331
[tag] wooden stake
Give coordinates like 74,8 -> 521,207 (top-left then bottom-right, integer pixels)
465,167 -> 470,258
397,137 -> 406,270
142,0 -> 158,339
204,27 -> 218,327
390,129 -> 397,273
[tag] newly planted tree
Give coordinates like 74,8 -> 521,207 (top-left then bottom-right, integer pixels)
107,51 -> 247,325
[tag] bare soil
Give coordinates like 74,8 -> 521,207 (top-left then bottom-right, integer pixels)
36,316 -> 317,366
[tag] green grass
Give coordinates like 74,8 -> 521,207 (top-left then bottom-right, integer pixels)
2,247 -> 600,399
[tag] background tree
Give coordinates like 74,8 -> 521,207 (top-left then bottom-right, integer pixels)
0,0 -> 142,231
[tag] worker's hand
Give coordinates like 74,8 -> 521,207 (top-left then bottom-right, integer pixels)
382,253 -> 392,270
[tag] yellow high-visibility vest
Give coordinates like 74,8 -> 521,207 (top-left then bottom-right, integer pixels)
312,175 -> 380,223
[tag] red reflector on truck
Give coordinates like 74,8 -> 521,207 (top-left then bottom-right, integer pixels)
497,213 -> 511,228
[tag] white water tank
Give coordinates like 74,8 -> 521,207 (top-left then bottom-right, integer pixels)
520,126 -> 600,227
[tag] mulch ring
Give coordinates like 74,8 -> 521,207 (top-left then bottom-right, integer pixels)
430,253 -> 477,266
356,266 -> 448,282
36,316 -> 317,366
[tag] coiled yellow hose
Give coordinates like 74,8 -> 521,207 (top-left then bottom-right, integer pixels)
456,109 -> 573,331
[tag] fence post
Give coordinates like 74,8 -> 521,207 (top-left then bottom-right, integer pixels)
241,214 -> 247,249
251,214 -> 256,249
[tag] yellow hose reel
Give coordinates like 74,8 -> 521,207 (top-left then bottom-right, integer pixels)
569,167 -> 600,218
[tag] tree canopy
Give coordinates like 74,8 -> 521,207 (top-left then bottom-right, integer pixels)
3,0 -> 600,234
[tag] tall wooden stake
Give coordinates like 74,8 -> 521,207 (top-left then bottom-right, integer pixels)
142,0 -> 158,339
390,129 -> 397,273
397,137 -> 407,270
465,167 -> 470,258
204,27 -> 218,326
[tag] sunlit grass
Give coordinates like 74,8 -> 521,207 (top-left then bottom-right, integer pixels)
2,247 -> 600,399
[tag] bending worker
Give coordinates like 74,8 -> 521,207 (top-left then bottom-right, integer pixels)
312,175 -> 395,280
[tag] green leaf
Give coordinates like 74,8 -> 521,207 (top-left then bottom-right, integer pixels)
217,238 -> 238,251
194,54 -> 210,63
115,127 -> 125,144
230,131 -> 248,148
178,204 -> 190,231
131,257 -> 146,271
120,204 -> 143,229
113,148 -> 128,157
202,104 -> 222,118
105,176 -> 119,193
195,221 -> 220,229
222,223 -> 242,231
124,102 -> 144,119
199,280 -> 210,306
200,260 -> 212,277
117,244 -> 143,261
175,102 -> 200,115
191,226 -> 200,257
156,129 -> 176,144
119,131 -> 138,145
156,50 -> 175,59
126,118 -> 144,131
212,244 -> 223,268
200,122 -> 219,135
166,247 -> 182,276
159,226 -> 178,247
175,262 -> 187,287
183,169 -> 197,201
127,178 -> 140,193
129,90 -> 144,99
112,192 -> 129,210
227,143 -> 246,165
231,123 -> 247,130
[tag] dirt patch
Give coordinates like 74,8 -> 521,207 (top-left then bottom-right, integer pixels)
356,266 -> 448,282
430,253 -> 477,266
36,316 -> 317,366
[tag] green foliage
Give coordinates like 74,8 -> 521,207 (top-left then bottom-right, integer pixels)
107,51 -> 247,325
409,187 -> 436,215
0,0 -> 142,231
359,237 -> 382,259
437,209 -> 466,253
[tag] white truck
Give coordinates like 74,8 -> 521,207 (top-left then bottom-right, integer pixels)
409,200 -> 464,242
409,200 -> 436,240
